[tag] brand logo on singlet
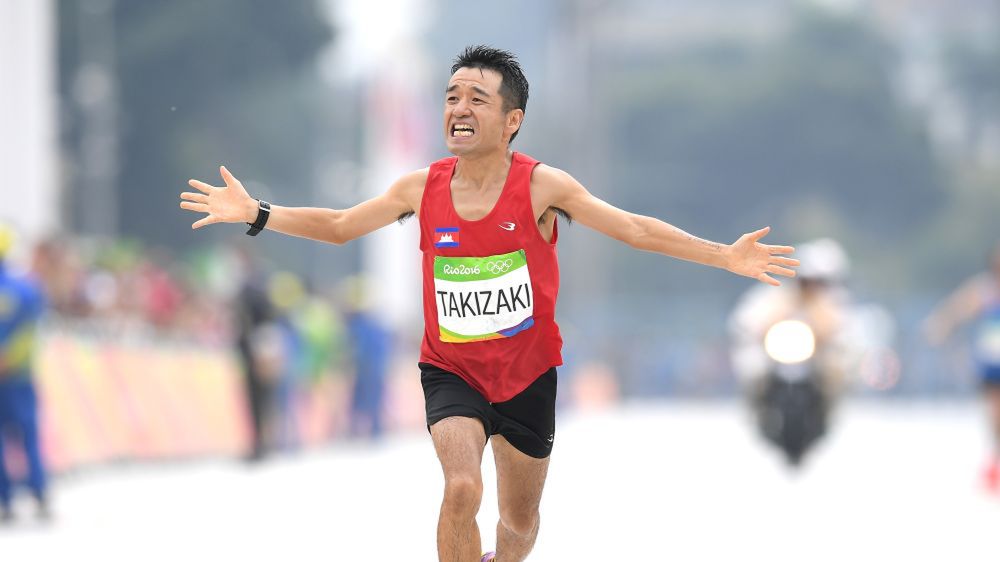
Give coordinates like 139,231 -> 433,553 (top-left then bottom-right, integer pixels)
434,227 -> 460,248
433,249 -> 534,343
499,222 -> 516,231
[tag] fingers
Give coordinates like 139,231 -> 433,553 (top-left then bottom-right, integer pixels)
767,264 -> 797,278
220,165 -> 238,187
179,201 -> 209,213
771,256 -> 800,267
766,245 -> 795,255
749,226 -> 771,241
192,215 -> 219,230
180,192 -> 208,204
756,272 -> 780,287
188,179 -> 215,194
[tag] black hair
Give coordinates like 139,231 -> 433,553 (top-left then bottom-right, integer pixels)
451,45 -> 529,143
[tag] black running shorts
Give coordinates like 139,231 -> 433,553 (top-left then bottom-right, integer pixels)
419,362 -> 557,459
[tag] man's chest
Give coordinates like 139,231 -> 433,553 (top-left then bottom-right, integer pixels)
449,183 -> 504,222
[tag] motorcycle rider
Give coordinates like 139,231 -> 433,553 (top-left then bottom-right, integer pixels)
729,239 -> 853,457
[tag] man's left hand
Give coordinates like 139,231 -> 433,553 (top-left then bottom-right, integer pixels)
726,226 -> 799,286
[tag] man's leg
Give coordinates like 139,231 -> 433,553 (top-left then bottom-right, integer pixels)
0,425 -> 10,519
986,387 -> 1000,455
983,386 -> 1000,491
0,384 -> 12,519
986,383 -> 1000,442
492,435 -> 550,562
431,416 -> 488,562
15,380 -> 47,511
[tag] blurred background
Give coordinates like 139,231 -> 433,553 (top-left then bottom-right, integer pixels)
2,0 -> 1000,560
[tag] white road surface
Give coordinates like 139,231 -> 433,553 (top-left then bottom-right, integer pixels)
2,400 -> 998,561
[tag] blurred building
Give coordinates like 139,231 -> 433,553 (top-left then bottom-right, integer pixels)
0,0 -> 60,248
867,0 -> 1000,167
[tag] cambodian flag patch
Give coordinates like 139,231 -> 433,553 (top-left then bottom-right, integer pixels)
434,227 -> 460,248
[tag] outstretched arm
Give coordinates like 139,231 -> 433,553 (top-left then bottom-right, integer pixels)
533,165 -> 799,286
179,166 -> 425,245
924,276 -> 985,344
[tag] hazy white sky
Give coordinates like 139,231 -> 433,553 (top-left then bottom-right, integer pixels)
327,0 -> 433,81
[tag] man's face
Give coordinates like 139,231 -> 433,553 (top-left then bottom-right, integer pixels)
443,67 -> 520,156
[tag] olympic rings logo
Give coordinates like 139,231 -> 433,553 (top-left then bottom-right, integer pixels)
484,259 -> 514,274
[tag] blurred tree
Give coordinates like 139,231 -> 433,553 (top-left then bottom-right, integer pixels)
946,39 -> 1000,128
598,8 -> 944,292
59,0 -> 334,250
912,38 -> 1000,289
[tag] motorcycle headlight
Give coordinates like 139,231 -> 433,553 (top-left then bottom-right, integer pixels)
764,320 -> 816,364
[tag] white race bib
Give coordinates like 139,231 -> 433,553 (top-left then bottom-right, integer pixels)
433,250 -> 534,343
976,318 -> 1000,364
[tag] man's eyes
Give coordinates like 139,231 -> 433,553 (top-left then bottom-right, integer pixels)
445,96 -> 486,103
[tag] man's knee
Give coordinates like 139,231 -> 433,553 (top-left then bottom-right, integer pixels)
442,474 -> 483,515
500,507 -> 539,537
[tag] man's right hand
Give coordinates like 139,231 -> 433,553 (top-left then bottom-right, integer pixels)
180,166 -> 258,229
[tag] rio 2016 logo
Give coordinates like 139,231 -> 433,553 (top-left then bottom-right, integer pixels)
442,259 -> 515,276
442,264 -> 480,275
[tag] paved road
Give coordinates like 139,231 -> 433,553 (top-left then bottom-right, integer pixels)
3,400 -> 998,561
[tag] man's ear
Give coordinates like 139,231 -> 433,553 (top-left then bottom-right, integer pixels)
506,109 -> 524,138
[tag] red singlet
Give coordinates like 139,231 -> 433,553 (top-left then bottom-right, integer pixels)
419,152 -> 563,402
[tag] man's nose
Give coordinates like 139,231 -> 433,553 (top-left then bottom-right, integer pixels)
452,99 -> 472,116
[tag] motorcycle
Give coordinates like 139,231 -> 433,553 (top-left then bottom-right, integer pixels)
755,319 -> 828,466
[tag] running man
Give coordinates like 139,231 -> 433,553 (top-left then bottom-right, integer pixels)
925,243 -> 1000,494
180,46 -> 799,562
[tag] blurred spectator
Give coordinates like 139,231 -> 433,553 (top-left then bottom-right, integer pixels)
343,277 -> 392,440
233,247 -> 280,462
0,225 -> 49,522
268,271 -> 308,451
295,289 -> 343,385
30,237 -> 88,317
925,244 -> 1000,493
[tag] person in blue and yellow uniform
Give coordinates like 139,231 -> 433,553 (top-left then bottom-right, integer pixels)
0,225 -> 49,522
926,243 -> 1000,494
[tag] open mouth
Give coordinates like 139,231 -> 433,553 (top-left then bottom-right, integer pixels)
451,123 -> 475,138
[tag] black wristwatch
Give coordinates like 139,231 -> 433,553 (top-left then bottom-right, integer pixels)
246,199 -> 271,236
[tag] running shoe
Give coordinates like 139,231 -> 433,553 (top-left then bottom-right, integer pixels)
481,552 -> 496,562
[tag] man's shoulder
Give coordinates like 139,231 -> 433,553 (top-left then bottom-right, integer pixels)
529,163 -> 574,190
403,166 -> 432,180
392,167 -> 432,191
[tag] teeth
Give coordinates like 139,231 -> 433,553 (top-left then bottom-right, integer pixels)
453,130 -> 473,137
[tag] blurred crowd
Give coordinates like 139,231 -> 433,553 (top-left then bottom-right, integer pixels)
20,234 -> 396,460
29,236 -> 232,344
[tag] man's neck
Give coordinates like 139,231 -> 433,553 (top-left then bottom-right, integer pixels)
454,148 -> 513,192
